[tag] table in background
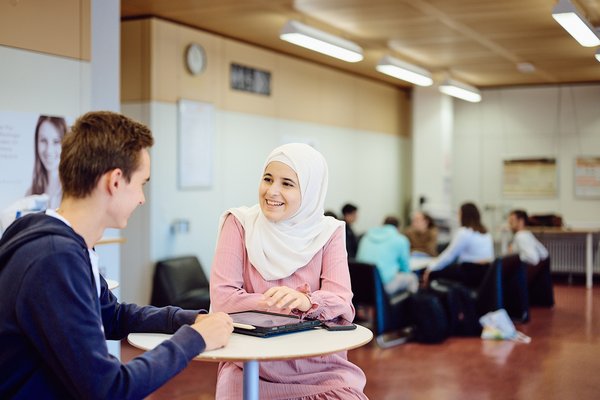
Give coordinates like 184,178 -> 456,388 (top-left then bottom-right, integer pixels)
410,256 -> 436,272
129,325 -> 373,400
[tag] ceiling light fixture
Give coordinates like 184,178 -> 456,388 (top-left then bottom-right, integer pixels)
280,20 -> 363,63
552,0 -> 600,47
596,48 -> 600,62
439,79 -> 482,103
375,56 -> 433,86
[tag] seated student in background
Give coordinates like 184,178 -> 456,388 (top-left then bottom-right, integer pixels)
0,111 -> 233,399
423,202 -> 494,288
356,216 -> 419,295
341,202 -> 359,258
404,210 -> 438,257
210,143 -> 368,400
508,209 -> 549,266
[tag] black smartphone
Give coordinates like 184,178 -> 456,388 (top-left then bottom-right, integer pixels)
321,317 -> 357,331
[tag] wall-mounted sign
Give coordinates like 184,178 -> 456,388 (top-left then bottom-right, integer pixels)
502,158 -> 557,198
575,156 -> 600,199
230,63 -> 271,96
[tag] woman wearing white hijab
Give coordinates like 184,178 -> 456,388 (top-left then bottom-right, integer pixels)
210,143 -> 368,399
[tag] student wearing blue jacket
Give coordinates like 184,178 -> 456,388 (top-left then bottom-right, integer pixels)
356,216 -> 419,295
0,111 -> 233,399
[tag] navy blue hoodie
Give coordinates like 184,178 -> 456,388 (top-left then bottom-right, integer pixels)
0,213 -> 205,399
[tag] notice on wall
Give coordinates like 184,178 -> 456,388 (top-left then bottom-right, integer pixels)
177,100 -> 215,189
502,158 -> 557,198
575,157 -> 600,199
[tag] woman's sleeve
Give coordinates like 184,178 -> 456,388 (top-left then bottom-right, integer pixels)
299,227 -> 355,322
209,215 -> 265,313
428,227 -> 469,271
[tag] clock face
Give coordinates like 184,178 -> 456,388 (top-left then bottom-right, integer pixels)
185,43 -> 206,75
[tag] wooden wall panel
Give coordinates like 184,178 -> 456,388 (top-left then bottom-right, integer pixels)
121,18 -> 409,136
0,0 -> 90,60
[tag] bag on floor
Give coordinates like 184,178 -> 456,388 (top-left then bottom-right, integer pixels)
408,290 -> 450,344
429,279 -> 482,337
479,308 -> 531,343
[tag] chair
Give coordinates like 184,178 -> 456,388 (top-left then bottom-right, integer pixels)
527,257 -> 555,307
498,254 -> 530,323
348,260 -> 412,348
150,256 -> 211,310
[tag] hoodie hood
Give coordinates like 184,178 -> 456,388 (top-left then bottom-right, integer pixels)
0,212 -> 84,274
363,225 -> 399,243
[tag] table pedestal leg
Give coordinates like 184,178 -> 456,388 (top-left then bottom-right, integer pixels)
243,360 -> 259,400
586,232 -> 593,289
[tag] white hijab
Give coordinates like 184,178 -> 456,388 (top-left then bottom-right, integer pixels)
218,143 -> 343,281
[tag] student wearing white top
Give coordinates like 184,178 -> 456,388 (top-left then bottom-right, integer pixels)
423,202 -> 494,288
508,209 -> 549,266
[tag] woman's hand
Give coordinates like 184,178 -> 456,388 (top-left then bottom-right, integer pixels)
261,286 -> 311,313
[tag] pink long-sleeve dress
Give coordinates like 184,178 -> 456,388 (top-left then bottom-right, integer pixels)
210,214 -> 368,400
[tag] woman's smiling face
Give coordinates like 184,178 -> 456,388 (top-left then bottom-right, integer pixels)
259,161 -> 302,222
37,120 -> 62,172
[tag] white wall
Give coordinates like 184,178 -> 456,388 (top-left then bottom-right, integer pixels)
453,84 -> 600,238
121,101 -> 408,304
0,46 -> 90,114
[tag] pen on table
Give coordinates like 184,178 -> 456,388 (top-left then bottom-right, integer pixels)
233,322 -> 256,330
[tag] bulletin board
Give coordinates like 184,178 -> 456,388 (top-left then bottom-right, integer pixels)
502,158 -> 557,198
575,157 -> 600,199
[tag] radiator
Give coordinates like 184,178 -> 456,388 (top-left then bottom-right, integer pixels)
534,232 -> 600,275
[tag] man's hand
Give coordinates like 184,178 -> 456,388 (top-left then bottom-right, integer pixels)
191,312 -> 233,351
260,286 -> 311,313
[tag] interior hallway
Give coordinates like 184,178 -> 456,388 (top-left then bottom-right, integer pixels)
121,282 -> 600,399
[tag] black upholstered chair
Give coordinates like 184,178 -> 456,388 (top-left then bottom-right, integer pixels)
348,260 -> 412,348
150,256 -> 210,310
499,254 -> 530,322
527,256 -> 555,307
430,261 -> 502,318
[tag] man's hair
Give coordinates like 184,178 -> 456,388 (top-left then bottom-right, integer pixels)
59,111 -> 154,198
460,202 -> 487,234
383,216 -> 400,228
341,203 -> 357,215
510,209 -> 529,225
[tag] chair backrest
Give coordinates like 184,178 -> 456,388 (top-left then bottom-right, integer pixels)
498,254 -> 529,321
150,256 -> 209,307
527,256 -> 554,307
347,259 -> 411,336
474,260 -> 503,316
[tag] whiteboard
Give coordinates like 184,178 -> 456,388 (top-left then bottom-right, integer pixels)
177,100 -> 215,189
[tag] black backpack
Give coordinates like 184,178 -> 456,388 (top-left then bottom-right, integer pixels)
408,290 -> 450,344
429,280 -> 482,337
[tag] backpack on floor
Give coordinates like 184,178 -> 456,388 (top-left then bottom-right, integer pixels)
408,290 -> 450,344
429,280 -> 482,337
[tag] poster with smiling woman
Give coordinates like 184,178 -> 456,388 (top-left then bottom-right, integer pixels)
0,111 -> 71,232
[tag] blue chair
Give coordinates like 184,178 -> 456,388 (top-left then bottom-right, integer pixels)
498,254 -> 530,322
527,256 -> 555,307
348,260 -> 412,348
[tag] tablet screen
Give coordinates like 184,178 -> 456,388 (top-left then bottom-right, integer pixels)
231,311 -> 303,328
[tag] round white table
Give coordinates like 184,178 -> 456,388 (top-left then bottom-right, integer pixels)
128,324 -> 373,400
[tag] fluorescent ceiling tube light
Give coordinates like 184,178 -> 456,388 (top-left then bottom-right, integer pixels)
439,79 -> 482,103
376,56 -> 433,86
280,20 -> 363,63
552,0 -> 600,47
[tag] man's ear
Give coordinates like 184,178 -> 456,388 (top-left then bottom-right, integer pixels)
106,168 -> 123,195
